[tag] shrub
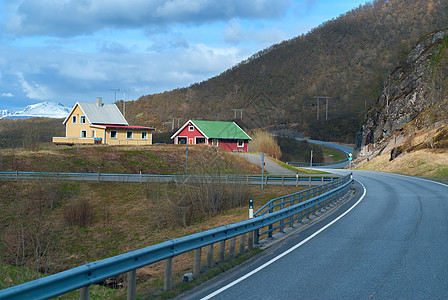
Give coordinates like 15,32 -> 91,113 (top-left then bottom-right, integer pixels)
248,130 -> 282,159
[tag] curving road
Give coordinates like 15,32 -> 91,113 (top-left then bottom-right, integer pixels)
180,170 -> 448,299
294,138 -> 353,169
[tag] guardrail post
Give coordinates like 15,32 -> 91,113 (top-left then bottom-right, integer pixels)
80,286 -> 90,300
15,170 -> 18,180
279,198 -> 285,233
194,247 -> 201,277
206,244 -> 214,268
219,240 -> 225,262
296,173 -> 299,187
229,237 -> 236,258
265,176 -> 268,186
97,170 -> 101,183
164,257 -> 173,291
309,176 -> 311,187
289,196 -> 294,227
248,231 -> 254,250
321,177 -> 324,183
282,176 -> 284,186
254,229 -> 259,245
139,170 -> 142,184
268,203 -> 273,238
238,234 -> 246,254
127,269 -> 136,300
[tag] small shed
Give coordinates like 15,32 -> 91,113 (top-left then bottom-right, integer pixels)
171,120 -> 251,152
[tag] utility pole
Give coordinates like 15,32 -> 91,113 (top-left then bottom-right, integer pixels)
110,88 -> 120,102
314,96 -> 332,120
231,109 -> 243,120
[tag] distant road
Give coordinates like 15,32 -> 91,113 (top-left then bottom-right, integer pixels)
180,170 -> 448,299
236,153 -> 296,175
294,138 -> 354,169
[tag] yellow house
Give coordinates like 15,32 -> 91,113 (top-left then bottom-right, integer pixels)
53,98 -> 154,145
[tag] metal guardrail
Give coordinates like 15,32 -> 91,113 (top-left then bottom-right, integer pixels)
0,171 -> 337,185
0,174 -> 353,299
286,158 -> 348,167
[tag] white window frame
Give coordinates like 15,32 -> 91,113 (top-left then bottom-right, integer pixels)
80,115 -> 86,124
81,130 -> 87,138
188,125 -> 195,132
237,140 -> 244,147
177,136 -> 187,145
110,130 -> 117,139
195,137 -> 206,144
127,131 -> 133,139
141,131 -> 148,140
72,115 -> 77,124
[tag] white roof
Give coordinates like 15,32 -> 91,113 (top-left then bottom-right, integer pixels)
64,102 -> 128,125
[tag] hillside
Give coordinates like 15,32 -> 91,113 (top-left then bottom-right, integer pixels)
356,29 -> 448,165
0,145 -> 260,175
122,0 -> 448,143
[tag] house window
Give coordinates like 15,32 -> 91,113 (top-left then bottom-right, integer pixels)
72,115 -> 77,124
188,125 -> 194,131
127,131 -> 133,139
141,131 -> 148,140
196,137 -> 205,144
80,115 -> 86,124
237,140 -> 244,147
110,130 -> 117,139
81,130 -> 87,138
91,130 -> 95,137
178,137 -> 187,144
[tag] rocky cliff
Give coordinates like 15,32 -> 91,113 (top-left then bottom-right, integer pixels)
355,29 -> 448,161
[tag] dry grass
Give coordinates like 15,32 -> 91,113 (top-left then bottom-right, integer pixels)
0,179 -> 304,296
357,148 -> 448,177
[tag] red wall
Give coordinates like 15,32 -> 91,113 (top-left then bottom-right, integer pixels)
218,139 -> 248,152
174,123 -> 205,144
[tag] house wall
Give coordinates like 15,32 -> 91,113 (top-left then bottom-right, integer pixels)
218,139 -> 248,152
174,123 -> 205,144
104,129 -> 152,145
66,105 -> 93,138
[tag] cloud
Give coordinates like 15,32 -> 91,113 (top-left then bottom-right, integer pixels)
0,40 -> 251,108
16,72 -> 53,100
3,0 -> 291,38
1,92 -> 14,97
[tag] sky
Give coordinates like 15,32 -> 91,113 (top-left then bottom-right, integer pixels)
0,0 -> 369,110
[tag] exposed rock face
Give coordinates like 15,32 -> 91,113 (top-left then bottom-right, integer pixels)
356,29 -> 448,160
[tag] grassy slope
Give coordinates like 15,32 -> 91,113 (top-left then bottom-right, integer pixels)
0,144 -> 260,174
0,145 -> 305,297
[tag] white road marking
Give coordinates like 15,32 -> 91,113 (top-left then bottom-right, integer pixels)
201,180 -> 367,300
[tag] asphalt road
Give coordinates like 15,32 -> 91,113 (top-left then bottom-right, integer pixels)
294,138 -> 354,169
236,153 -> 297,175
180,170 -> 448,299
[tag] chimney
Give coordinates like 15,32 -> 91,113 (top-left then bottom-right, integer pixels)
96,97 -> 102,107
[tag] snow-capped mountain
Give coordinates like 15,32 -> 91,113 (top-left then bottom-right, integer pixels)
0,109 -> 11,118
0,101 -> 71,119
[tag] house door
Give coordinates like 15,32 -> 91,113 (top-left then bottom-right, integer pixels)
178,137 -> 187,144
189,138 -> 194,144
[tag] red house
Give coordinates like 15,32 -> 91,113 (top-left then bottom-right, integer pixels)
171,120 -> 251,152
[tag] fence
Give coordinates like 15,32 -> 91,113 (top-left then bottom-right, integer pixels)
0,171 -> 338,186
286,158 -> 348,167
0,174 -> 353,300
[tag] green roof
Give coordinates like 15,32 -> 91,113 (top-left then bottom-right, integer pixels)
191,120 -> 251,140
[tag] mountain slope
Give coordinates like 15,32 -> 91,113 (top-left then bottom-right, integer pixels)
0,101 -> 71,119
124,0 -> 448,143
356,29 -> 448,163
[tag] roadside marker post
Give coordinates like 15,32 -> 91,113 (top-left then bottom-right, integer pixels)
249,199 -> 253,219
261,153 -> 265,191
